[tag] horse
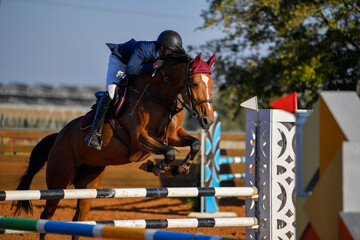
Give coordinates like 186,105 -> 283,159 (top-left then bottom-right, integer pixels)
12,52 -> 216,239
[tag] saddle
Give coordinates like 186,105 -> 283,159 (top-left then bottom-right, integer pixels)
80,79 -> 128,130
80,80 -> 131,149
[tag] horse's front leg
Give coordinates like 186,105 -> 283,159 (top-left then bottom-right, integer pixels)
137,131 -> 175,176
166,126 -> 201,177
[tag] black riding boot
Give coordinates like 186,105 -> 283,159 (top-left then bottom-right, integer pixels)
85,92 -> 112,150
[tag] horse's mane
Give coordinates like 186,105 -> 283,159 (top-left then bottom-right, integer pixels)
129,52 -> 192,86
161,51 -> 192,63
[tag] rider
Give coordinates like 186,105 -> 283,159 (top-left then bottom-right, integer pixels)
85,30 -> 185,150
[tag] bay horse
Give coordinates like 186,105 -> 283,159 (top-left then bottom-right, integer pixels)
12,52 -> 216,239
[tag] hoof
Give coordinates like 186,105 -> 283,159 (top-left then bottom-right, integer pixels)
153,168 -> 162,176
164,165 -> 180,177
153,161 -> 173,176
181,168 -> 190,175
177,165 -> 190,175
139,160 -> 154,172
153,162 -> 166,176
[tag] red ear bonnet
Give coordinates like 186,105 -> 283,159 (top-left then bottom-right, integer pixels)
188,53 -> 216,74
207,54 -> 216,68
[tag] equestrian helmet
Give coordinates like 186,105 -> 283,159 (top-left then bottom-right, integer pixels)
157,30 -> 184,52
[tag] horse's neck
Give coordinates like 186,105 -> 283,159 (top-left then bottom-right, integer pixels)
146,63 -> 186,102
131,61 -> 187,106
162,62 -> 187,93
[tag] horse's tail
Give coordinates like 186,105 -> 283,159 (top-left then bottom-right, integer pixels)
12,133 -> 58,216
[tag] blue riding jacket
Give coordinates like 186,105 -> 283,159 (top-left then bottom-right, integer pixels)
106,39 -> 159,76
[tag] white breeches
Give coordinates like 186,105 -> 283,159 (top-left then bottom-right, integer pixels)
106,54 -> 126,99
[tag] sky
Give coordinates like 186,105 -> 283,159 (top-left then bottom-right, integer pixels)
0,0 -> 223,87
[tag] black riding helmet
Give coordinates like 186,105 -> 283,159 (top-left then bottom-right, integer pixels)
157,30 -> 184,53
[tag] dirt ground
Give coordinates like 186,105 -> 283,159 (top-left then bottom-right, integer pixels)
0,156 -> 246,240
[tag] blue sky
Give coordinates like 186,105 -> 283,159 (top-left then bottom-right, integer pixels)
0,0 -> 223,87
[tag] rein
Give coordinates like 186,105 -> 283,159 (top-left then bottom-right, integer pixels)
128,85 -> 176,110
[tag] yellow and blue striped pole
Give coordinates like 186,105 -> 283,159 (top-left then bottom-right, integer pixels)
0,216 -> 240,239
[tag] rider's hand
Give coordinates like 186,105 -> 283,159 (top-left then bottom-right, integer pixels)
153,60 -> 164,69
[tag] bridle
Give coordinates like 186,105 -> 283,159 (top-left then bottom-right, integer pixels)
158,61 -> 212,120
127,60 -> 213,144
184,63 -> 213,116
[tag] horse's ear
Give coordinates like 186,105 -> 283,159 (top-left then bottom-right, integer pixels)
193,53 -> 202,65
207,54 -> 216,68
189,53 -> 202,72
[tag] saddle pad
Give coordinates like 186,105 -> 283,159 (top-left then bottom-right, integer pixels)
79,109 -> 130,147
80,109 -> 96,130
80,94 -> 126,131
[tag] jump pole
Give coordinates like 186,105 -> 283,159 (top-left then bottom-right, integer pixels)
0,216 -> 240,240
219,157 -> 246,181
1,216 -> 258,234
0,187 -> 257,201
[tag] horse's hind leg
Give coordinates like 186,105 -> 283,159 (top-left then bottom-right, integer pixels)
71,165 -> 105,240
72,165 -> 105,221
39,175 -> 74,239
39,150 -> 77,239
38,199 -> 62,240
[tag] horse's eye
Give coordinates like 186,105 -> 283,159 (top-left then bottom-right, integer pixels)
191,82 -> 198,87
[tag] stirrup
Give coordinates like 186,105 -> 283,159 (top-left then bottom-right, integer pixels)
86,131 -> 103,150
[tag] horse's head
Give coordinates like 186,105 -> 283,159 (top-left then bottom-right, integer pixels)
182,53 -> 216,130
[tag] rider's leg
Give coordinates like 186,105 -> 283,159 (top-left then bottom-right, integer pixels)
85,54 -> 126,150
85,92 -> 112,150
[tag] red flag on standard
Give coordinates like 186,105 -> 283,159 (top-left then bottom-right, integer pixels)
270,92 -> 298,113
